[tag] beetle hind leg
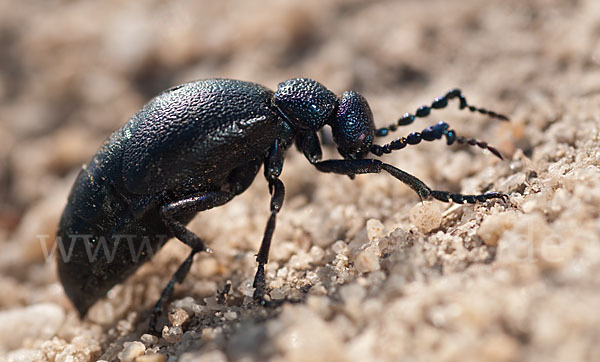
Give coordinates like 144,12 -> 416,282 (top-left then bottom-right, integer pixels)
160,192 -> 234,250
149,248 -> 200,333
148,191 -> 234,332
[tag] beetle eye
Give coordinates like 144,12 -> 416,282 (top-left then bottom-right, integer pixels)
330,91 -> 375,159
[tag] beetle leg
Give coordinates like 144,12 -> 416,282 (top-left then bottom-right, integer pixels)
253,140 -> 286,304
295,131 -> 323,164
161,191 -> 234,251
149,248 -> 196,333
149,191 -> 234,332
313,159 -> 508,203
253,178 -> 285,304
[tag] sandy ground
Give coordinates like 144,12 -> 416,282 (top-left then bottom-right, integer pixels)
1,0 -> 600,361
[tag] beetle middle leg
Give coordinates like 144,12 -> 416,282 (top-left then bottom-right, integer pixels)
253,178 -> 285,304
253,140 -> 287,304
149,191 -> 234,332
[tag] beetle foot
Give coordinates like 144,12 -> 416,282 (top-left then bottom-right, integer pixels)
252,263 -> 303,307
252,263 -> 269,303
147,312 -> 162,336
429,190 -> 509,204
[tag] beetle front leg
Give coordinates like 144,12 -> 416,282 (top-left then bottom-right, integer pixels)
314,159 -> 508,203
149,191 -> 234,332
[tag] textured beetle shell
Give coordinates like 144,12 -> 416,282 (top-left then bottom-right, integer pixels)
273,78 -> 337,131
57,79 -> 284,316
123,79 -> 282,194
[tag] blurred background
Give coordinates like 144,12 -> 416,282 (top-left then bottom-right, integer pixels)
1,0 -> 600,360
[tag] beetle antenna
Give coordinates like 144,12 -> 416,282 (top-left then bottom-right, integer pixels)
375,89 -> 509,137
370,121 -> 503,160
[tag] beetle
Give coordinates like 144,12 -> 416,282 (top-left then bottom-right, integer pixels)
56,78 -> 509,329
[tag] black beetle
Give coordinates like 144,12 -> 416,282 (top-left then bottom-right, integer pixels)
56,78 -> 508,329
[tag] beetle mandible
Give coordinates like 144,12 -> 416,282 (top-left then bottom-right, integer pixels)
56,78 -> 509,329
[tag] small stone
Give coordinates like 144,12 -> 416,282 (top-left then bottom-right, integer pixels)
224,311 -> 238,320
171,297 -> 198,315
140,333 -> 159,346
289,251 -> 312,270
410,201 -> 442,233
162,325 -> 183,344
117,341 -> 145,362
305,270 -> 321,285
201,327 -> 218,341
331,240 -> 349,255
270,288 -> 286,301
366,219 -> 385,242
353,250 -> 380,273
308,284 -> 327,296
238,278 -> 255,297
169,308 -> 190,327
309,246 -> 325,263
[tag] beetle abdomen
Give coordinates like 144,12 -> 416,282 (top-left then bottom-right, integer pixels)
57,161 -> 169,316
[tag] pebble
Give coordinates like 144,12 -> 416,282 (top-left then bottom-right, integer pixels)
171,297 -> 199,315
331,240 -> 349,256
163,325 -> 184,344
141,333 -> 159,346
117,341 -> 145,362
366,218 -> 385,242
224,311 -> 238,321
353,250 -> 380,273
169,308 -> 190,327
309,245 -> 325,263
238,278 -> 255,297
410,201 -> 442,233
270,288 -> 286,300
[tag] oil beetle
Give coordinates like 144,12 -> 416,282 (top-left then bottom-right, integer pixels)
56,78 -> 509,330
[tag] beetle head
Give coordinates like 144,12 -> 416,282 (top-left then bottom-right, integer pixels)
274,78 -> 337,131
329,91 -> 375,159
